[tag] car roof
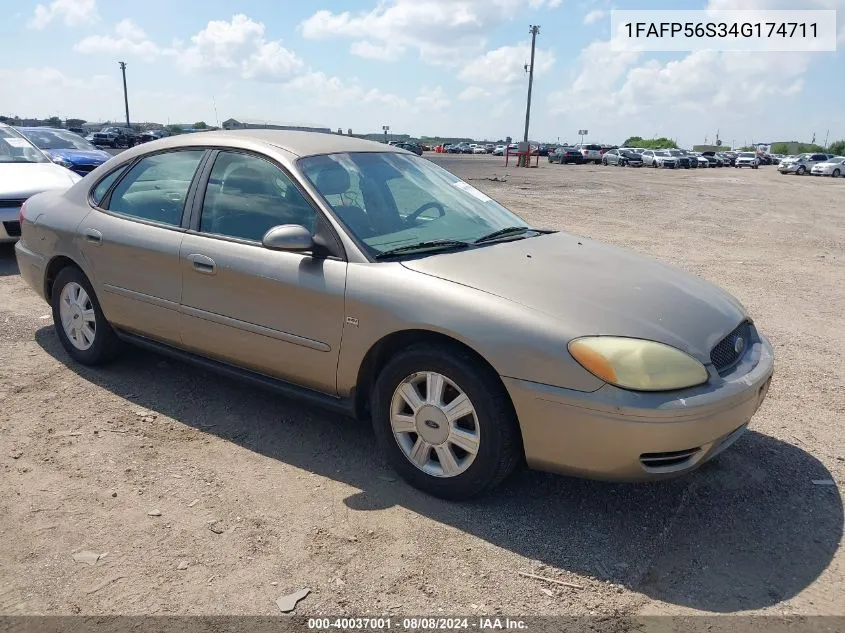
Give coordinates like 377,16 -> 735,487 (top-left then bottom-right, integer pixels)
128,129 -> 405,158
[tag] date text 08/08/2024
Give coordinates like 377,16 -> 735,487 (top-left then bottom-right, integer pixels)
307,617 -> 528,630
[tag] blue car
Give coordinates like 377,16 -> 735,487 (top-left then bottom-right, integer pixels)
18,127 -> 111,177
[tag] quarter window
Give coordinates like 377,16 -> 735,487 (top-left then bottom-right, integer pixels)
106,150 -> 204,226
91,165 -> 128,206
199,151 -> 317,241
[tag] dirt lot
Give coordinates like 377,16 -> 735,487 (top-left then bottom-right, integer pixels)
1,156 -> 843,618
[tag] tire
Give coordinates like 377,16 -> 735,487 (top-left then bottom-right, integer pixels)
51,266 -> 122,366
833,168 -> 841,178
797,166 -> 806,175
371,343 -> 522,500
602,158 -> 607,166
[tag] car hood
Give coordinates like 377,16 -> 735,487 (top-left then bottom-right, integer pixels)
401,233 -> 746,363
0,162 -> 80,198
44,148 -> 110,164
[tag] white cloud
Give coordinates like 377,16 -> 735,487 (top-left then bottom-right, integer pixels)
282,72 -> 408,109
459,86 -> 491,101
0,67 -> 116,120
299,0 -> 562,65
415,86 -> 450,111
459,43 -> 556,85
74,19 -> 166,58
178,14 -> 303,81
28,0 -> 98,29
583,9 -> 607,25
350,40 -> 403,61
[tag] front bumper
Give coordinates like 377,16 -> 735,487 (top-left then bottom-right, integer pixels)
778,164 -> 801,172
504,333 -> 774,481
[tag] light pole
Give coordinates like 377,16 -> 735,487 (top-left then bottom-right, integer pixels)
522,25 -> 540,146
383,125 -> 390,144
118,61 -> 130,128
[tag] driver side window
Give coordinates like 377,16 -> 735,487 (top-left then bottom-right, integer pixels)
199,151 -> 317,241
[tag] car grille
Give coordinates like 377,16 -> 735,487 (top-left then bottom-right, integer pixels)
678,157 -> 690,167
710,321 -> 752,375
0,199 -> 27,209
2,221 -> 21,237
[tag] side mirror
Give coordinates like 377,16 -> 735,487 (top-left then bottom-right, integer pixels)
261,224 -> 314,252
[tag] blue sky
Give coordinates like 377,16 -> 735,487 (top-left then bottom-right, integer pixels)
2,0 -> 843,146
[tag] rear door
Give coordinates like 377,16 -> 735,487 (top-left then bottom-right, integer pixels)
178,149 -> 347,394
79,149 -> 207,344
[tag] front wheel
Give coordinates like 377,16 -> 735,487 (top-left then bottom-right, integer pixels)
51,266 -> 122,365
372,343 -> 521,500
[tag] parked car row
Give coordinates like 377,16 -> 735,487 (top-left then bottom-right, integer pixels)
778,153 -> 842,176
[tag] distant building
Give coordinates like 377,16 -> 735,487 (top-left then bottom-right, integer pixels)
222,118 -> 331,133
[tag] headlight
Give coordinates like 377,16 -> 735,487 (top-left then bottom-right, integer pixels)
568,336 -> 709,392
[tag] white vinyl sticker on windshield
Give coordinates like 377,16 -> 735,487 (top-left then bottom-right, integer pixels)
452,180 -> 492,203
3,137 -> 31,148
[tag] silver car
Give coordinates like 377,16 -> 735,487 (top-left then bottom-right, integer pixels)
810,156 -> 845,177
778,153 -> 832,175
1,123 -> 81,242
15,130 -> 774,499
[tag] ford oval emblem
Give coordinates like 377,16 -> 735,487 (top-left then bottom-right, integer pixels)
734,337 -> 745,354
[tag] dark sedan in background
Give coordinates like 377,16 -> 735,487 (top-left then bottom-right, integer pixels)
138,129 -> 170,144
18,127 -> 111,177
549,146 -> 583,164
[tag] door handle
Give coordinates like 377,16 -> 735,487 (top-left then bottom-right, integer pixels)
188,253 -> 216,275
83,229 -> 102,245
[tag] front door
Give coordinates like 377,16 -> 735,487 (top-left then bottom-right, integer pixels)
179,150 -> 347,394
79,149 -> 207,345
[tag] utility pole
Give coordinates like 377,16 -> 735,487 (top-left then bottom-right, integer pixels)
118,61 -> 130,128
523,25 -> 540,145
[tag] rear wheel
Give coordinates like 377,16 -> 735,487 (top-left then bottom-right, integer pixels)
372,343 -> 521,500
51,266 -> 122,365
833,168 -> 841,178
797,166 -> 806,175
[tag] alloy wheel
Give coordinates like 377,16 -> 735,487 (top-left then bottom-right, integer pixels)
390,371 -> 480,478
59,281 -> 96,351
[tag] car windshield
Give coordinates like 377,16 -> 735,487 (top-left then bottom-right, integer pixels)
299,152 -> 534,258
0,127 -> 49,163
739,152 -> 756,158
21,128 -> 99,151
655,151 -> 670,156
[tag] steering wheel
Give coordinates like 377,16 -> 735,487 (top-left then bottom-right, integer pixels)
405,201 -> 446,225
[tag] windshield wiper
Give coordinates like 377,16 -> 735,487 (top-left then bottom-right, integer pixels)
375,239 -> 470,260
473,226 -> 534,244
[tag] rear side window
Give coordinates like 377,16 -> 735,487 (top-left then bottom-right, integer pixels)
91,165 -> 129,206
106,151 -> 205,226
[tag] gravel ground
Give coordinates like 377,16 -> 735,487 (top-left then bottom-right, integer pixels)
0,155 -> 842,619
